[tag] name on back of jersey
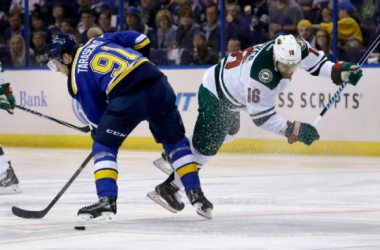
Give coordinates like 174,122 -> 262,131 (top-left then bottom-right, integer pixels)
77,40 -> 104,73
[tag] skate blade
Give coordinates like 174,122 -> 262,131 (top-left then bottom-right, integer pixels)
194,203 -> 212,220
153,157 -> 173,175
0,184 -> 22,195
77,212 -> 116,223
147,190 -> 178,213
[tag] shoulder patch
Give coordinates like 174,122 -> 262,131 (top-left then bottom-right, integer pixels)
295,37 -> 307,51
258,69 -> 273,83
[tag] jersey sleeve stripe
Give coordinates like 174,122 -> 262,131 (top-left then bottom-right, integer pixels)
70,45 -> 85,95
250,106 -> 275,118
306,56 -> 327,76
214,62 -> 245,109
134,36 -> 150,50
252,113 -> 276,126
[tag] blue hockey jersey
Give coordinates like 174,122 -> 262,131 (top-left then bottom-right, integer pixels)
67,31 -> 152,124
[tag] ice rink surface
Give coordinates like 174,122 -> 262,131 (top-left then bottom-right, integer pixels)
1,148 -> 380,250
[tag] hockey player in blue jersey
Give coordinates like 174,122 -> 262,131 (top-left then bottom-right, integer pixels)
45,31 -> 213,222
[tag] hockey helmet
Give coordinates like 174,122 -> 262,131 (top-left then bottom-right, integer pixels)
46,34 -> 78,63
273,35 -> 301,67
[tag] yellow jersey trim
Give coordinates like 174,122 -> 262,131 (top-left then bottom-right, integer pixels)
133,38 -> 150,50
106,58 -> 149,95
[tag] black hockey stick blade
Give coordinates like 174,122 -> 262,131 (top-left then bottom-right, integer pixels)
12,153 -> 92,219
16,105 -> 91,133
12,206 -> 49,219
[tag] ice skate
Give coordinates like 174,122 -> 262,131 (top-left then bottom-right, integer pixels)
147,178 -> 185,213
153,151 -> 173,175
77,196 -> 117,223
0,162 -> 21,194
187,189 -> 213,219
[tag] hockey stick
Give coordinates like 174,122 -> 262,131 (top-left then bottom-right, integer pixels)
12,153 -> 92,219
16,105 -> 91,133
313,33 -> 380,126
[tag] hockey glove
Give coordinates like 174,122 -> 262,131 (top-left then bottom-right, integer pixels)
0,83 -> 15,115
331,61 -> 363,86
285,121 -> 320,146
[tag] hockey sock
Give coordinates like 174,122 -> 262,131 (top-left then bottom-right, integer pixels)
0,146 -> 9,177
163,138 -> 200,193
93,142 -> 118,198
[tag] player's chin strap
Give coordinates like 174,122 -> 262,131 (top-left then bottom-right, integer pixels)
313,33 -> 380,126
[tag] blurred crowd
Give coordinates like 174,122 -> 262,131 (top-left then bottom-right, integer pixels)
0,0 -> 379,67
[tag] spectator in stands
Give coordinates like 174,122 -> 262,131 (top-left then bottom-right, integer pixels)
156,9 -> 177,49
361,0 -> 380,27
9,0 -> 44,14
174,5 -> 200,49
202,4 -> 220,52
50,4 -> 66,28
249,0 -> 270,44
9,34 -> 35,67
87,26 -> 103,39
125,6 -> 157,48
180,0 -> 203,24
268,0 -> 303,39
139,0 -> 161,30
48,4 -> 66,38
297,19 -> 316,47
31,11 -> 50,35
296,0 -> 320,23
315,29 -> 332,60
59,19 -> 77,35
77,8 -> 97,45
225,3 -> 254,49
2,12 -> 25,46
31,31 -> 48,66
77,0 -> 91,16
312,0 -> 330,10
98,10 -> 116,33
314,2 -> 363,48
184,32 -> 219,65
226,38 -> 241,54
160,0 -> 180,17
321,5 -> 332,23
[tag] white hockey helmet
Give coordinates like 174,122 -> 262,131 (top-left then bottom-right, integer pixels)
273,35 -> 302,67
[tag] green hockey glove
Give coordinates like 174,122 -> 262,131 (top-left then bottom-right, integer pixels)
285,121 -> 320,146
0,83 -> 15,115
331,61 -> 363,86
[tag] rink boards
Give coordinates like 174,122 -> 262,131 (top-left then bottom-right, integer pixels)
0,67 -> 379,156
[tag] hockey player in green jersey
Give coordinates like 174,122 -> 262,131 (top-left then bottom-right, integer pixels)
0,61 -> 21,194
149,34 -> 363,213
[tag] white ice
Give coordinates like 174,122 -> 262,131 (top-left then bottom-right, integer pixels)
1,148 -> 380,250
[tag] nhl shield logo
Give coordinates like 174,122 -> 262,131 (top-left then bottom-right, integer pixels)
258,69 -> 273,83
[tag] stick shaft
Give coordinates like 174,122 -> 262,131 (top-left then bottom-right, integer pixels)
12,153 -> 92,219
16,105 -> 91,133
313,33 -> 380,126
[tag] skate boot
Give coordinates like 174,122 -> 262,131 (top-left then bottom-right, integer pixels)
187,189 -> 213,219
153,151 -> 174,175
0,161 -> 21,194
147,175 -> 185,213
77,196 -> 117,223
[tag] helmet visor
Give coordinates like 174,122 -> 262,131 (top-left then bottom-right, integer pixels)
47,59 -> 59,72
